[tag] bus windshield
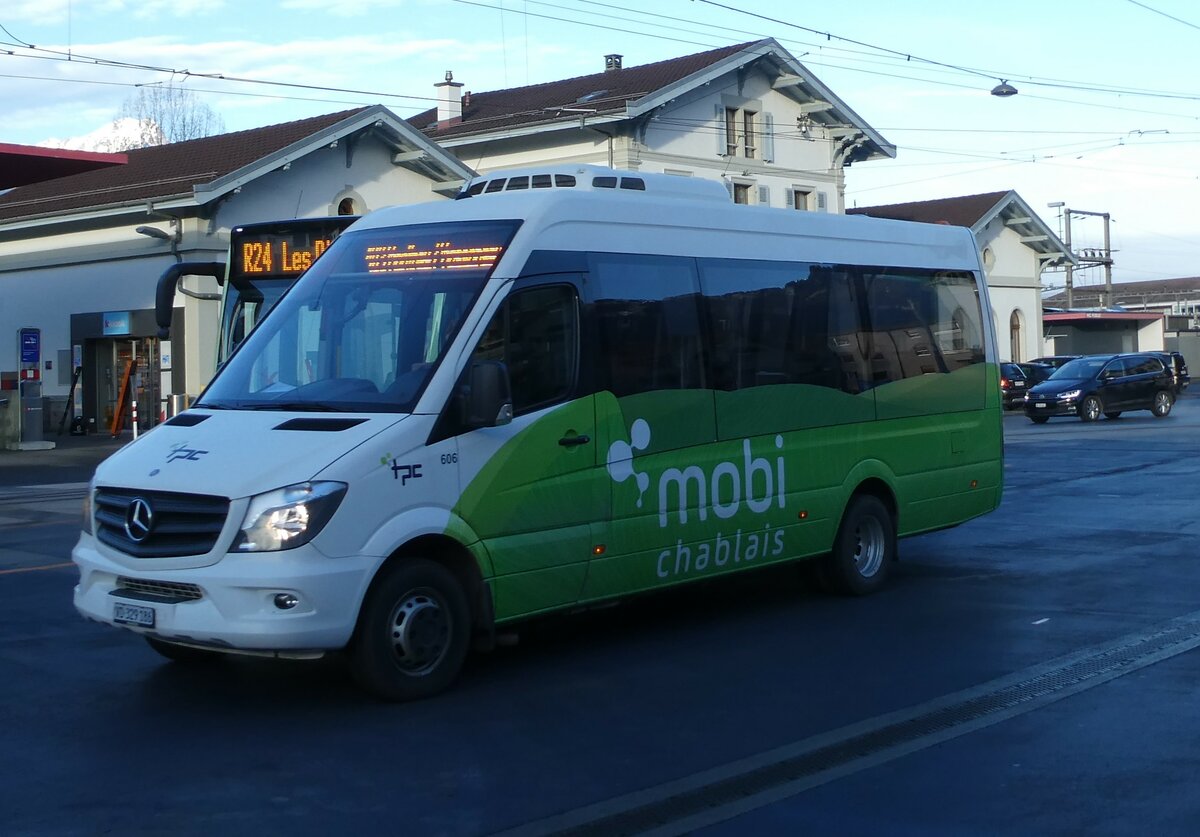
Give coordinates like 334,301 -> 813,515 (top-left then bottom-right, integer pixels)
197,220 -> 519,413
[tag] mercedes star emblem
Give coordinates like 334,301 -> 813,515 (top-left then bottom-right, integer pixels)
124,497 -> 155,543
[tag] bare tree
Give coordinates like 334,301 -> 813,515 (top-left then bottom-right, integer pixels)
105,82 -> 225,150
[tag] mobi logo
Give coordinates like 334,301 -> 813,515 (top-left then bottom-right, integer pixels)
605,419 -> 651,508
607,420 -> 790,580
606,420 -> 787,527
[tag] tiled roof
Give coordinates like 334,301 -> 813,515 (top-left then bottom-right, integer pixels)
0,108 -> 367,223
409,41 -> 760,139
848,192 -> 1011,227
1044,277 -> 1200,307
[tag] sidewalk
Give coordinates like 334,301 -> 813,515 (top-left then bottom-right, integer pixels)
0,432 -> 130,488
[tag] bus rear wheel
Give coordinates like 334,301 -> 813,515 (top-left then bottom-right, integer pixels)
820,494 -> 895,596
349,559 -> 470,702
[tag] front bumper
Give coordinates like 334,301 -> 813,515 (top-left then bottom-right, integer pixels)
1024,396 -> 1079,418
73,534 -> 376,652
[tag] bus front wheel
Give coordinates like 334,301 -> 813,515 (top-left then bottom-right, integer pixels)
820,494 -> 895,596
349,559 -> 471,702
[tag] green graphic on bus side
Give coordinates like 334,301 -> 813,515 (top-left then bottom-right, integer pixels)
451,365 -> 1001,621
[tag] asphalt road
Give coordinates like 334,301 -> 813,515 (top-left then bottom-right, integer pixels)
1,398 -> 1198,836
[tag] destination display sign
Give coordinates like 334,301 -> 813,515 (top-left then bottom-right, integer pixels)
235,233 -> 336,277
363,240 -> 506,274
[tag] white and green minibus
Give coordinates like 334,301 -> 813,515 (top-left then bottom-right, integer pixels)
74,166 -> 1003,700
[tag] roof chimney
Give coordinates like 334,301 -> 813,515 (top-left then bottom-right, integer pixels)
605,54 -> 623,73
435,70 -> 464,129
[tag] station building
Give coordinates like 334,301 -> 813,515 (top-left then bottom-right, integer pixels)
0,106 -> 473,448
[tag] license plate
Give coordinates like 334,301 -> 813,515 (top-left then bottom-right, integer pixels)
1014,382 -> 1025,388
1035,402 -> 1047,408
113,601 -> 156,628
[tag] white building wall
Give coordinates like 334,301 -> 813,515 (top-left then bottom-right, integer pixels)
0,132 -> 458,445
977,222 -> 1046,362
440,65 -> 848,215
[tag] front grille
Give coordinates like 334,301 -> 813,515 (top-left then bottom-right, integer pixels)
95,488 -> 229,558
115,577 -> 204,602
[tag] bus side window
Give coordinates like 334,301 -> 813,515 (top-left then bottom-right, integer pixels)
590,254 -> 705,396
470,285 -> 579,415
861,269 -> 984,386
698,259 -> 865,395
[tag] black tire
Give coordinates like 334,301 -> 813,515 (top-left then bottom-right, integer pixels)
1104,411 -> 1122,419
1152,391 -> 1173,418
145,635 -> 224,665
1029,416 -> 1050,424
1080,395 -> 1102,422
349,559 -> 470,702
819,494 -> 895,596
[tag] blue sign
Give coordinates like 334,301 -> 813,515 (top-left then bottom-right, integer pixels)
19,328 -> 40,364
103,311 -> 131,336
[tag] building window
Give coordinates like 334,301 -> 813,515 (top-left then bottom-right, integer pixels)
723,107 -> 758,158
1010,310 -> 1024,362
792,189 -> 812,211
337,197 -> 357,215
733,183 -> 751,205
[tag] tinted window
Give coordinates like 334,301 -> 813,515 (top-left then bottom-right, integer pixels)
590,254 -> 705,396
472,285 -> 578,414
862,269 -> 984,385
700,260 -> 867,394
1053,357 -> 1109,380
1128,356 -> 1162,375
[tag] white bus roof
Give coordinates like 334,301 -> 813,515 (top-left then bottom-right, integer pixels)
355,166 -> 982,274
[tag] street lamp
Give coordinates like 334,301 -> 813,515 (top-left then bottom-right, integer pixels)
135,225 -> 172,240
990,80 -> 1018,97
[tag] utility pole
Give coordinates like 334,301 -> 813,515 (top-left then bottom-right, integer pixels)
1063,210 -> 1073,309
1054,207 -> 1114,309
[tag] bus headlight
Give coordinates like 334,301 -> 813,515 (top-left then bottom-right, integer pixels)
232,481 -> 347,553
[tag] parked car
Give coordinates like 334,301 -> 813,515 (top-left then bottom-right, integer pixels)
1000,363 -> 1031,409
1029,355 -> 1081,369
1016,362 -> 1054,385
1148,351 -> 1190,396
1024,353 -> 1175,423
1000,362 -> 1054,410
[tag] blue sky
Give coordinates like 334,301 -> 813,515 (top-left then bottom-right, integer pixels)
5,0 -> 1200,284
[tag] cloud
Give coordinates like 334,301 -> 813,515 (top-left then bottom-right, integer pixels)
279,0 -> 406,14
4,0 -> 222,25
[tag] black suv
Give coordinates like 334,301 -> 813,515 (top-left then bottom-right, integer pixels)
1024,353 -> 1175,423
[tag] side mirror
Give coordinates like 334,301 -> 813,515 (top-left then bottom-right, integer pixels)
463,360 -> 513,428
